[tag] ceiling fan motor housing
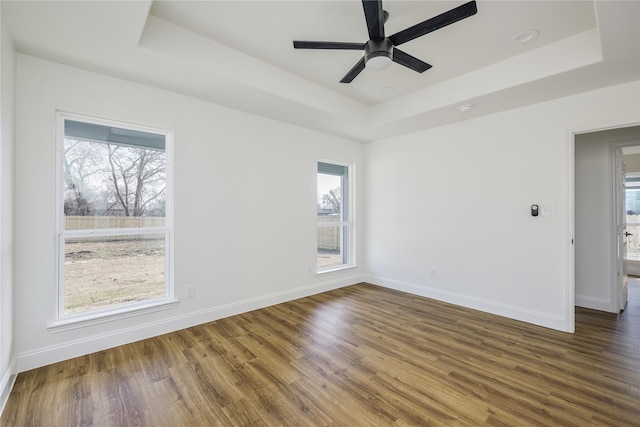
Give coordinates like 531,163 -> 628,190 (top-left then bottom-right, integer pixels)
364,38 -> 393,68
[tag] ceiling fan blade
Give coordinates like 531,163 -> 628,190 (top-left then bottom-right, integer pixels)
362,0 -> 385,40
340,57 -> 366,83
389,1 -> 477,46
293,41 -> 365,50
392,49 -> 432,73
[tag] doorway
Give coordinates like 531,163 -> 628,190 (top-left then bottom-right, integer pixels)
620,146 -> 640,277
574,125 -> 640,313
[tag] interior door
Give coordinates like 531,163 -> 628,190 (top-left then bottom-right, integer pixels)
616,147 -> 629,311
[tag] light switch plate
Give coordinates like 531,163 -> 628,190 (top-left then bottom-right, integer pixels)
540,205 -> 556,216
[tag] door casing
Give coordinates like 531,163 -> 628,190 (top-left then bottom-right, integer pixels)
570,121 -> 640,331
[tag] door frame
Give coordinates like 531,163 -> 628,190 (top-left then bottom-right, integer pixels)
612,143 -> 629,312
569,120 -> 640,330
611,140 -> 640,311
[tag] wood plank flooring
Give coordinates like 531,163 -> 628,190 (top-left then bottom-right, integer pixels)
2,281 -> 639,426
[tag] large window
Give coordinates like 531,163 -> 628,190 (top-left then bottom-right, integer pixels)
317,161 -> 353,271
626,174 -> 640,261
57,114 -> 172,319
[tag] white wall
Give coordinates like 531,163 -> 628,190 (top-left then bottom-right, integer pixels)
0,4 -> 16,411
574,126 -> 640,311
364,81 -> 640,332
14,54 -> 364,371
8,50 -> 640,374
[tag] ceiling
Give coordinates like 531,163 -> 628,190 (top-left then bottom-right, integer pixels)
4,1 -> 639,142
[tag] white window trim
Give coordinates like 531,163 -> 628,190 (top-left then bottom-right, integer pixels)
54,112 -> 175,326
47,298 -> 179,333
317,160 -> 356,274
317,264 -> 358,275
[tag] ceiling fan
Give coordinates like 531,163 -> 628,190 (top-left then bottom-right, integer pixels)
293,0 -> 478,83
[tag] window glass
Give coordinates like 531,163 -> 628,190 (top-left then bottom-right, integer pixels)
63,234 -> 166,314
63,122 -> 166,229
625,174 -> 640,261
317,161 -> 352,271
317,173 -> 342,216
59,115 -> 171,317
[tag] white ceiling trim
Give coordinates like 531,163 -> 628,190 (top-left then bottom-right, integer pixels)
371,28 -> 603,127
140,14 -> 370,126
3,1 -> 638,143
138,14 -> 604,134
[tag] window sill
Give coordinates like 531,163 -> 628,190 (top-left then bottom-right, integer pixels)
317,264 -> 358,275
47,298 -> 179,333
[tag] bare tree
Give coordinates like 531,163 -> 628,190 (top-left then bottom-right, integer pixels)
63,139 -> 103,215
64,182 -> 92,215
105,145 -> 166,217
320,187 -> 341,214
63,138 -> 166,218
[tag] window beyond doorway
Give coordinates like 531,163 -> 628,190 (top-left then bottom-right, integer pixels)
57,114 -> 173,319
625,173 -> 640,261
317,161 -> 354,272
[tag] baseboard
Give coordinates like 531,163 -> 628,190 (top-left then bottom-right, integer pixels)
0,358 -> 17,417
16,275 -> 362,373
366,275 -> 568,332
575,294 -> 613,312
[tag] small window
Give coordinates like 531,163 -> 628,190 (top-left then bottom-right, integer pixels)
317,161 -> 354,271
625,174 -> 640,262
57,114 -> 172,318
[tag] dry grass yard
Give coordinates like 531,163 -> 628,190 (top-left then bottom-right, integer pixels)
2,281 -> 639,426
64,240 -> 340,314
64,239 -> 165,314
316,249 -> 341,270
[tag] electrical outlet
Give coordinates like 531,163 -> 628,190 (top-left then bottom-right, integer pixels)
430,268 -> 437,278
186,284 -> 196,298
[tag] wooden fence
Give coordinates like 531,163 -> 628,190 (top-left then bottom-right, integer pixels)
318,216 -> 341,251
65,216 -> 165,230
67,215 -> 341,249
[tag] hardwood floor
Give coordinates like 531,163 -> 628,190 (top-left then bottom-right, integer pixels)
2,282 -> 639,426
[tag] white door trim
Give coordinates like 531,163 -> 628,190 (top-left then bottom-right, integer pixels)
568,120 -> 640,331
610,140 -> 639,312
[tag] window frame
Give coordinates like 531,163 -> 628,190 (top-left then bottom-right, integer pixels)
53,112 -> 175,328
625,173 -> 640,262
317,160 -> 356,274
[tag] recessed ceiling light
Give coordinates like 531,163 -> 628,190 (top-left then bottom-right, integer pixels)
459,103 -> 474,113
513,30 -> 539,44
